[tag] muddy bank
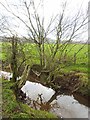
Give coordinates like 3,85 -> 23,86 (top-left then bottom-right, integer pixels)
1,63 -> 89,97
1,62 -> 89,103
73,92 -> 90,107
26,64 -> 89,98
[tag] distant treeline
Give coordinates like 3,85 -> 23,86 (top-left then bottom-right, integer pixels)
0,36 -> 88,44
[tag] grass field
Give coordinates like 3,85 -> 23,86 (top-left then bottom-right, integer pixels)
0,42 -> 88,73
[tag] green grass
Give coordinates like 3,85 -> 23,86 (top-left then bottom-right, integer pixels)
0,42 -> 88,73
60,63 -> 88,73
2,79 -> 57,119
0,42 -> 89,118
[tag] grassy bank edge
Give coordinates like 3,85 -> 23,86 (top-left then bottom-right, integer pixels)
1,79 -> 58,119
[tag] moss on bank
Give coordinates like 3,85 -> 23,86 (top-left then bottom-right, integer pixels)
76,73 -> 90,96
2,79 -> 57,119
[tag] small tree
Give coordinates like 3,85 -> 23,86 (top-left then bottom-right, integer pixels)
0,0 -> 88,93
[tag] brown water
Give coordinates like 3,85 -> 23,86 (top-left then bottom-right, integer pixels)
21,81 -> 89,118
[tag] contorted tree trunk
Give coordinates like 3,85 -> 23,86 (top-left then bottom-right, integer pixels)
13,65 -> 30,100
10,36 -> 30,100
17,65 -> 30,89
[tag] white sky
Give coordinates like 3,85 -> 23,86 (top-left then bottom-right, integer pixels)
0,0 -> 89,41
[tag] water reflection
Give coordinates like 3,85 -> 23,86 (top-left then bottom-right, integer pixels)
21,81 -> 55,102
21,81 -> 89,118
50,95 -> 88,118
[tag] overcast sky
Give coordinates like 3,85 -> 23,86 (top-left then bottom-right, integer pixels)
0,0 -> 89,41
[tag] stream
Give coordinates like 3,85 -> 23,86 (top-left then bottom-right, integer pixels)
21,81 -> 89,118
0,70 -> 89,118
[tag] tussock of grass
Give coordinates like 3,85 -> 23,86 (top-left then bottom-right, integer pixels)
75,73 -> 90,96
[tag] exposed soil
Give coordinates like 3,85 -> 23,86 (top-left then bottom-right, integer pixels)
52,72 -> 81,93
27,64 -> 82,94
73,92 -> 90,107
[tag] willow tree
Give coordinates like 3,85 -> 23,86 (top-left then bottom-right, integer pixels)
0,0 -> 88,91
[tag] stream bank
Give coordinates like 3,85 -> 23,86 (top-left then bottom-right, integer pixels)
1,79 -> 58,119
1,69 -> 89,118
